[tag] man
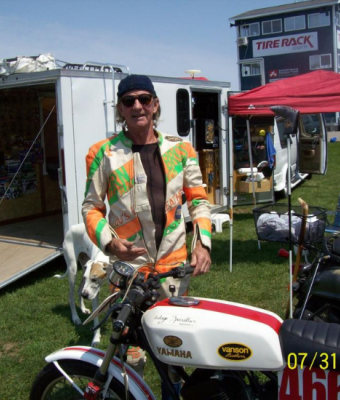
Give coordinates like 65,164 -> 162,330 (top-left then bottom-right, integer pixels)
82,74 -> 211,286
82,74 -> 211,397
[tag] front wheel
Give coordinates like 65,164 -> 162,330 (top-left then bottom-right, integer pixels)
30,360 -> 136,400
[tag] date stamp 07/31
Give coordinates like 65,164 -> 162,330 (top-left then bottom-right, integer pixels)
287,352 -> 338,370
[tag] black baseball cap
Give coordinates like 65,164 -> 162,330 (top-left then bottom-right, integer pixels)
117,74 -> 157,99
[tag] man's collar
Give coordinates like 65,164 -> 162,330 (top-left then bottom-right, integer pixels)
120,129 -> 163,147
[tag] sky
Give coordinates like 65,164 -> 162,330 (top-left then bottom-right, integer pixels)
1,0 -> 297,90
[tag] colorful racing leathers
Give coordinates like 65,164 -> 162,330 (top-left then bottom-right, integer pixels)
82,130 -> 211,296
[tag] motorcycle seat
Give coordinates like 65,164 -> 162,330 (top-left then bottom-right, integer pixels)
279,318 -> 340,370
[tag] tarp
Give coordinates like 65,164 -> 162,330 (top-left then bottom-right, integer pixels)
0,54 -> 57,76
228,70 -> 340,115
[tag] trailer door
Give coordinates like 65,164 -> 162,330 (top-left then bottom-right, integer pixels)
0,83 -> 63,289
191,90 -> 222,207
298,113 -> 328,175
231,116 -> 275,206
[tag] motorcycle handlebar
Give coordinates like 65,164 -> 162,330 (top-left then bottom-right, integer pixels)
146,264 -> 195,283
112,265 -> 194,330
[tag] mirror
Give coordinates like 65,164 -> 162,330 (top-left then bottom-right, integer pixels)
271,105 -> 300,136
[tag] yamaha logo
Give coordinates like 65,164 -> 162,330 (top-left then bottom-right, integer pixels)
217,343 -> 252,362
163,336 -> 183,348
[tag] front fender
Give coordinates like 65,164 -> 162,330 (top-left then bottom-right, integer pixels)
46,345 -> 156,400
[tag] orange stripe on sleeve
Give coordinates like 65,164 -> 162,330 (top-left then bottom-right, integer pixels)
85,208 -> 105,245
193,217 -> 211,232
185,186 -> 208,202
85,138 -> 111,175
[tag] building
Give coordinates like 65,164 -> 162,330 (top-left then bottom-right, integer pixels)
230,0 -> 340,99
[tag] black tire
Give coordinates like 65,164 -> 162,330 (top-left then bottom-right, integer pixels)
30,360 -> 137,400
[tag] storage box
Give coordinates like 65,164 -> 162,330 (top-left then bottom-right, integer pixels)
238,179 -> 271,193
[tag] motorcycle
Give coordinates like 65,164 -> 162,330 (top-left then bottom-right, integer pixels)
293,234 -> 340,322
30,261 -> 340,400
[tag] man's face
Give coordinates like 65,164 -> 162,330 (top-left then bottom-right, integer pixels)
118,90 -> 159,132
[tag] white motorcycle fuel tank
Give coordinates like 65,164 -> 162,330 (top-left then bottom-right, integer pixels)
142,297 -> 284,371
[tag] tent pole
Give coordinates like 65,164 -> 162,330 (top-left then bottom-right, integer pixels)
287,135 -> 293,318
228,114 -> 234,273
270,105 -> 300,320
246,118 -> 256,206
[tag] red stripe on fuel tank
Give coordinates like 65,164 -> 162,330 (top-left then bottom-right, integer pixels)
151,299 -> 282,333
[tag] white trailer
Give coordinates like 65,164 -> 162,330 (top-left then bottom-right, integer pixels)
0,57 -> 231,288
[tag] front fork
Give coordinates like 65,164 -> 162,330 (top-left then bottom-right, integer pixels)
50,358 -> 117,400
84,328 -> 128,399
82,303 -> 133,399
52,361 -> 86,397
51,342 -> 124,400
296,255 -> 330,319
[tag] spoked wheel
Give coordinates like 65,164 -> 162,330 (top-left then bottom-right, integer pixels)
30,360 -> 136,400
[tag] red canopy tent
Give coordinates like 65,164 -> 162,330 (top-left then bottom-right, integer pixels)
226,70 -> 339,275
228,70 -> 340,115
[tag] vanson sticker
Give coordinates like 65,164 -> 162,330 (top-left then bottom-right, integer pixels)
163,336 -> 183,348
218,343 -> 252,362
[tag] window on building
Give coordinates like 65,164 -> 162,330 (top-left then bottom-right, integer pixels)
240,22 -> 260,37
284,15 -> 305,31
242,63 -> 261,77
308,12 -> 330,28
262,19 -> 282,34
338,54 -> 340,68
310,54 -> 332,70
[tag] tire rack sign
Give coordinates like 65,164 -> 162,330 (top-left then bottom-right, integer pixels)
253,32 -> 318,57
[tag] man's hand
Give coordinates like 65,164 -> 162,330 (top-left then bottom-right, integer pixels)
106,238 -> 147,261
190,240 -> 211,277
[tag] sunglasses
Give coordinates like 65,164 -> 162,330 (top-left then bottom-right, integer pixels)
120,94 -> 154,108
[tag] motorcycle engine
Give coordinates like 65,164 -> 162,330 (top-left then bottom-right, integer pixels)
181,369 -> 248,400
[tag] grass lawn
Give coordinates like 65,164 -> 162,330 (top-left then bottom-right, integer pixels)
0,142 -> 339,400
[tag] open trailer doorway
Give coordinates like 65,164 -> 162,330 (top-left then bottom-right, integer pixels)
0,85 -> 63,288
